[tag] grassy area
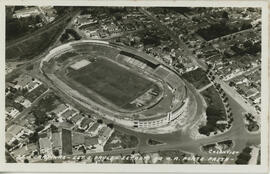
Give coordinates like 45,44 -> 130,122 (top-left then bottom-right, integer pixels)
235,146 -> 252,164
25,64 -> 34,71
5,151 -> 16,163
6,71 -> 21,82
30,92 -> 62,126
68,57 -> 154,107
6,88 -> 28,111
62,129 -> 73,155
182,68 -> 210,89
56,52 -> 78,63
199,86 -> 227,136
6,17 -> 68,60
104,130 -> 138,151
148,139 -> 163,145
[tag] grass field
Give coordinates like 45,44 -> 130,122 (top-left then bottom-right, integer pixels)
104,130 -> 138,151
182,68 -> 210,89
68,58 -> 154,108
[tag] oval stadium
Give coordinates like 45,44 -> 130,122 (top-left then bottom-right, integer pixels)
40,40 -> 201,133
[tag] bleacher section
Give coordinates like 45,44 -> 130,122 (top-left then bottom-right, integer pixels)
71,43 -> 120,59
165,73 -> 183,89
119,51 -> 159,69
153,65 -> 171,79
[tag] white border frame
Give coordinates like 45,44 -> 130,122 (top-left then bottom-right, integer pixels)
0,0 -> 268,173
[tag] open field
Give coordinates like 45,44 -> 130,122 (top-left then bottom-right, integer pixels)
6,21 -> 67,60
199,86 -> 227,135
67,57 -> 155,108
104,130 -> 139,151
182,68 -> 210,89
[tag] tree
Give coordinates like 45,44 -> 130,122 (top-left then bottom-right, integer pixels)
29,132 -> 39,143
229,81 -> 236,87
97,119 -> 103,124
107,123 -> 114,129
53,150 -> 60,156
222,11 -> 229,19
216,83 -> 221,89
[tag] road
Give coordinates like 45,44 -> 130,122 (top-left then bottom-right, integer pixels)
6,10 -> 81,80
58,91 -> 259,160
6,10 -> 82,128
214,75 -> 259,117
197,83 -> 213,93
224,65 -> 260,82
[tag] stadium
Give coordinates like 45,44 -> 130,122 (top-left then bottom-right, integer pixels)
40,40 -> 198,132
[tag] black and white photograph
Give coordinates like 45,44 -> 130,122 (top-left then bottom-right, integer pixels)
1,0 -> 269,173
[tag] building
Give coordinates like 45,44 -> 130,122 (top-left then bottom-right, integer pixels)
79,117 -> 94,130
38,127 -> 73,156
11,143 -> 38,159
69,114 -> 84,125
5,107 -> 20,119
86,122 -> 101,136
6,125 -> 32,145
13,7 -> 40,18
60,108 -> 79,120
14,75 -> 33,89
49,104 -> 70,117
14,96 -> 32,108
98,126 -> 114,145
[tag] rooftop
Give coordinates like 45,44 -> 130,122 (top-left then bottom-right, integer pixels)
7,125 -> 24,136
88,122 -> 100,133
70,114 -> 84,123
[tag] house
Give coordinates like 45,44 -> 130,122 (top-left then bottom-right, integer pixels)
6,125 -> 32,145
49,104 -> 69,117
39,127 -> 73,156
60,108 -> 78,120
72,131 -> 99,147
13,7 -> 40,18
14,75 -> 33,89
27,80 -> 42,92
98,127 -> 114,145
86,122 -> 100,136
14,96 -> 32,108
69,114 -> 84,125
79,117 -> 94,130
6,107 -> 20,119
53,121 -> 74,130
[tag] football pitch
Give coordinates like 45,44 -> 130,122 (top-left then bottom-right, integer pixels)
68,57 -> 156,108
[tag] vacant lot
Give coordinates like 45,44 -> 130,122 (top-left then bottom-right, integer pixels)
199,86 -> 227,135
104,130 -> 138,151
68,58 -> 154,108
182,68 -> 210,89
6,15 -> 69,60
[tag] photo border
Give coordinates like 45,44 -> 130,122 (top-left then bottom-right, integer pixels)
0,0 -> 268,173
